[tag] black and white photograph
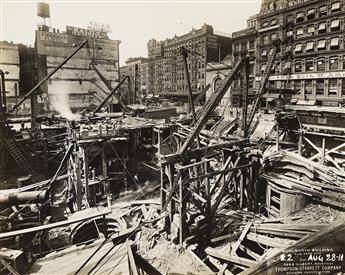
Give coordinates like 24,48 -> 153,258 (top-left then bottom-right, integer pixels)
0,0 -> 345,274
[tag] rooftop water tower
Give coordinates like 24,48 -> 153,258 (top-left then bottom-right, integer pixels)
37,2 -> 51,29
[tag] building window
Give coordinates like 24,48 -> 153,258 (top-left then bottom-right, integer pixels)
306,60 -> 314,72
306,41 -> 314,52
263,35 -> 269,45
296,28 -> 304,37
342,79 -> 345,96
331,19 -> 340,31
307,25 -> 315,35
295,61 -> 302,73
262,21 -> 269,28
317,58 -> 326,71
329,79 -> 338,96
319,5 -> 328,17
330,56 -> 339,70
318,22 -> 327,33
214,77 -> 222,92
295,81 -> 302,95
271,19 -> 278,26
261,49 -> 268,57
330,37 -> 340,50
317,40 -> 326,51
271,33 -> 278,41
249,40 -> 255,49
261,64 -> 267,74
316,79 -> 325,95
331,2 -> 341,13
295,44 -> 303,53
296,12 -> 304,23
287,30 -> 293,37
307,8 -> 316,19
305,80 -> 313,95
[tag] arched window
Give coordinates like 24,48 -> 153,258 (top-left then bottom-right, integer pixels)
214,77 -> 222,92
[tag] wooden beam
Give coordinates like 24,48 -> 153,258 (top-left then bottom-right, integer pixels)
205,247 -> 256,268
232,221 -> 252,256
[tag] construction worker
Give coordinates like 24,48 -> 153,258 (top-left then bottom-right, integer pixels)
66,183 -> 76,213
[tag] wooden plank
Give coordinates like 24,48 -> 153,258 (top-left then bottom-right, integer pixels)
0,257 -> 20,275
0,209 -> 111,239
132,251 -> 162,275
205,247 -> 256,268
232,221 -> 252,255
186,247 -> 215,274
246,233 -> 296,248
211,231 -> 241,243
127,240 -> 139,275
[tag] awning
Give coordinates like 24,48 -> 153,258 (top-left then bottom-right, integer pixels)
307,8 -> 315,16
331,2 -> 340,11
320,5 -> 327,13
317,40 -> 326,49
290,98 -> 298,104
261,49 -> 267,57
267,98 -> 275,102
295,44 -> 302,52
271,19 -> 278,26
296,12 -> 304,19
306,41 -> 314,51
307,26 -> 315,34
269,48 -> 275,55
331,19 -> 340,29
297,28 -> 304,36
331,37 -> 340,47
261,64 -> 266,71
297,99 -> 317,106
318,22 -> 326,31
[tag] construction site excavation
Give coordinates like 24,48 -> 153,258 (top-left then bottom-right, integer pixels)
1,1 -> 345,274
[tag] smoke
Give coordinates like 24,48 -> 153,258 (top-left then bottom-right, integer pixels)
49,82 -> 81,121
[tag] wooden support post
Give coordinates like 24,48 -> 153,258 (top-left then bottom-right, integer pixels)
83,148 -> 89,205
76,153 -> 82,211
169,164 -> 176,232
160,164 -> 166,211
321,138 -> 326,165
276,124 -> 279,151
298,131 -> 303,155
102,149 -> 107,178
179,172 -> 184,245
240,171 -> 245,209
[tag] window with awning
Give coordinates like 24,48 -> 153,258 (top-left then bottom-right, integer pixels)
331,2 -> 340,12
307,8 -> 315,18
307,26 -> 315,34
331,19 -> 340,30
271,19 -> 278,26
296,28 -> 304,36
295,44 -> 303,53
296,12 -> 304,21
261,49 -> 267,57
287,31 -> 293,37
306,41 -> 314,52
318,22 -> 326,32
317,40 -> 326,50
261,64 -> 266,72
319,5 -> 327,16
330,37 -> 340,48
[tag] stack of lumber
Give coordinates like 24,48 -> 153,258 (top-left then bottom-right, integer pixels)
263,150 -> 345,207
203,213 -> 327,274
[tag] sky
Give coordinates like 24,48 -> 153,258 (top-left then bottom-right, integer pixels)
0,0 -> 261,65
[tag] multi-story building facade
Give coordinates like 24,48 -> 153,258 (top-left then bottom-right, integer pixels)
162,24 -> 232,98
147,39 -> 164,94
147,24 -> 232,99
34,24 -> 121,118
256,0 -> 345,106
231,27 -> 257,106
0,41 -> 35,116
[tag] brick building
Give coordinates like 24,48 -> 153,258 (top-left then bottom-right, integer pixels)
256,0 -> 345,106
34,24 -> 121,118
0,41 -> 35,116
147,39 -> 164,94
147,24 -> 232,99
